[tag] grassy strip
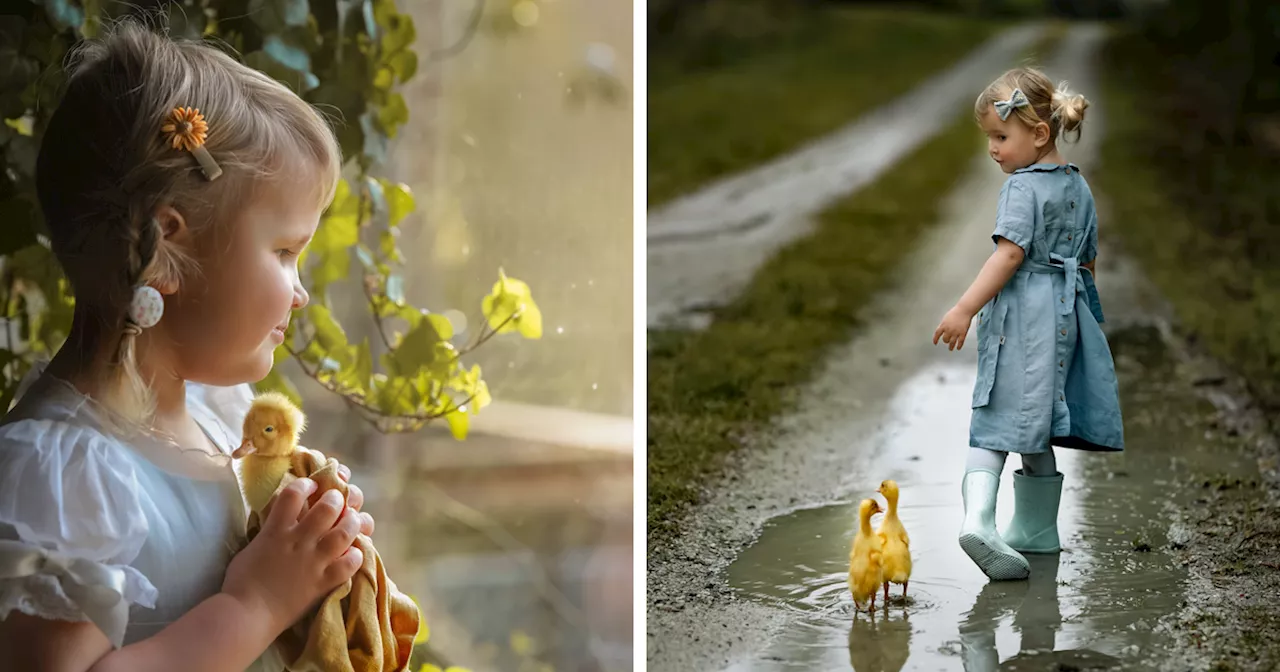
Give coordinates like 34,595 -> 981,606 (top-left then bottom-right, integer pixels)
647,6 -> 1005,206
1095,35 -> 1280,412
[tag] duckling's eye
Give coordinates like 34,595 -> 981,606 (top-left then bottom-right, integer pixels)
264,426 -> 274,433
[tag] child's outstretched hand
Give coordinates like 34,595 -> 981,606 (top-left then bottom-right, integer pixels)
934,306 -> 974,351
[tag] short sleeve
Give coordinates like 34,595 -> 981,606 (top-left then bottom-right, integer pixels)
0,420 -> 157,647
993,178 -> 1035,253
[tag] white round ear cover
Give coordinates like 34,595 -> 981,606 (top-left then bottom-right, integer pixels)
129,285 -> 165,329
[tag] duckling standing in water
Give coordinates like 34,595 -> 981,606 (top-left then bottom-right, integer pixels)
849,498 -> 885,613
876,479 -> 912,602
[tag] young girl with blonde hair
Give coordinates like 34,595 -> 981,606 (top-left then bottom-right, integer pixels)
0,20 -> 377,671
934,67 -> 1124,581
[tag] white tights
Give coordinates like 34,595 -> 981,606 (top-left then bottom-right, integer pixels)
966,446 -> 1057,476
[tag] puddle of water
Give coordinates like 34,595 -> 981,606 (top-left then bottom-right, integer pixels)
724,326 -> 1258,671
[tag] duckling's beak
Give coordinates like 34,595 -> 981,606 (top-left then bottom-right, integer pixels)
232,438 -> 254,459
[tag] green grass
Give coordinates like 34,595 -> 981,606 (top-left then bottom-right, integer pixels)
647,6 -> 1006,206
1095,33 -> 1280,413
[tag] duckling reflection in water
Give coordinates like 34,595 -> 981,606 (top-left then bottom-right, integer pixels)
848,606 -> 912,672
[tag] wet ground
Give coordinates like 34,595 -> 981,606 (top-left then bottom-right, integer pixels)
721,325 -> 1259,672
647,23 -> 1280,671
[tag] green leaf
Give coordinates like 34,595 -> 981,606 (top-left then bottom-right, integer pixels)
385,182 -> 414,226
340,338 -> 374,395
376,4 -> 415,55
307,304 -> 349,351
387,49 -> 417,83
425,312 -> 453,340
375,93 -> 409,138
481,269 -> 543,339
397,305 -> 423,329
444,405 -> 469,440
379,230 -> 403,264
388,317 -> 445,375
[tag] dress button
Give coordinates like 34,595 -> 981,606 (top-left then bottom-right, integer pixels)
1068,234 -> 1073,240
1060,328 -> 1067,336
1059,360 -> 1064,367
1070,201 -> 1075,208
1060,297 -> 1066,303
1060,394 -> 1065,401
999,336 -> 1005,345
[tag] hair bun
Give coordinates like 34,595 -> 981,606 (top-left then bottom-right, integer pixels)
1053,84 -> 1089,135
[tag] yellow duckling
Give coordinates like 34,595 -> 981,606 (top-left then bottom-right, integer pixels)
848,498 -> 885,612
876,479 -> 912,602
233,391 -> 307,515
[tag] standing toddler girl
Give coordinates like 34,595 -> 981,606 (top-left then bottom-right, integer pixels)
934,67 -> 1124,581
0,20 -> 377,670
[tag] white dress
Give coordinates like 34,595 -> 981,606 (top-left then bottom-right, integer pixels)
0,361 -> 285,671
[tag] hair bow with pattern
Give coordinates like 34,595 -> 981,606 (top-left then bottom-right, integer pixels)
993,88 -> 1029,121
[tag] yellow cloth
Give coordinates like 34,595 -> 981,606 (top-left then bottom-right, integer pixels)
245,448 -> 419,672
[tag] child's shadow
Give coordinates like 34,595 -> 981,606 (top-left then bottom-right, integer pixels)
958,555 -> 1122,671
847,604 -> 912,672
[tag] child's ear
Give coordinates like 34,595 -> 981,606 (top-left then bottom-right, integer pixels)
1033,121 -> 1051,148
150,206 -> 192,295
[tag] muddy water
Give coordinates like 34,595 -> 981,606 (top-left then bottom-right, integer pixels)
722,327 -> 1259,671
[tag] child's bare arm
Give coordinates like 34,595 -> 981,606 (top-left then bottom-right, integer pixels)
954,238 -> 1025,316
0,592 -> 276,672
934,238 -> 1025,350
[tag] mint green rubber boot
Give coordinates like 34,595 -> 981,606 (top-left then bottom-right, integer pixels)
1001,469 -> 1064,554
959,469 -> 1031,581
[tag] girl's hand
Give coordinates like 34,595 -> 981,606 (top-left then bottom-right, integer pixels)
336,464 -> 375,537
305,447 -> 375,537
933,306 -> 974,351
222,478 -> 364,633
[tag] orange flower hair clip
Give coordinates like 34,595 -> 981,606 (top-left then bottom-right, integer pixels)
161,106 -> 222,181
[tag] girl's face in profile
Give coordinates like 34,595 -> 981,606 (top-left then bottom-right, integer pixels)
980,103 -> 1049,174
159,170 -> 321,388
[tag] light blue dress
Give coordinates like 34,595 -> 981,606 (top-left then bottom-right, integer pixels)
970,162 -> 1124,454
0,361 -> 285,671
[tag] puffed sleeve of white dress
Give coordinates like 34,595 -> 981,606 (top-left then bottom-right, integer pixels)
0,419 -> 158,648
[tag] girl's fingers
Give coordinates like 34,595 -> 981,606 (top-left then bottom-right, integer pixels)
318,507 -> 362,557
324,546 -> 364,587
347,483 -> 363,512
261,478 -> 317,533
298,488 -> 346,539
338,463 -> 351,482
